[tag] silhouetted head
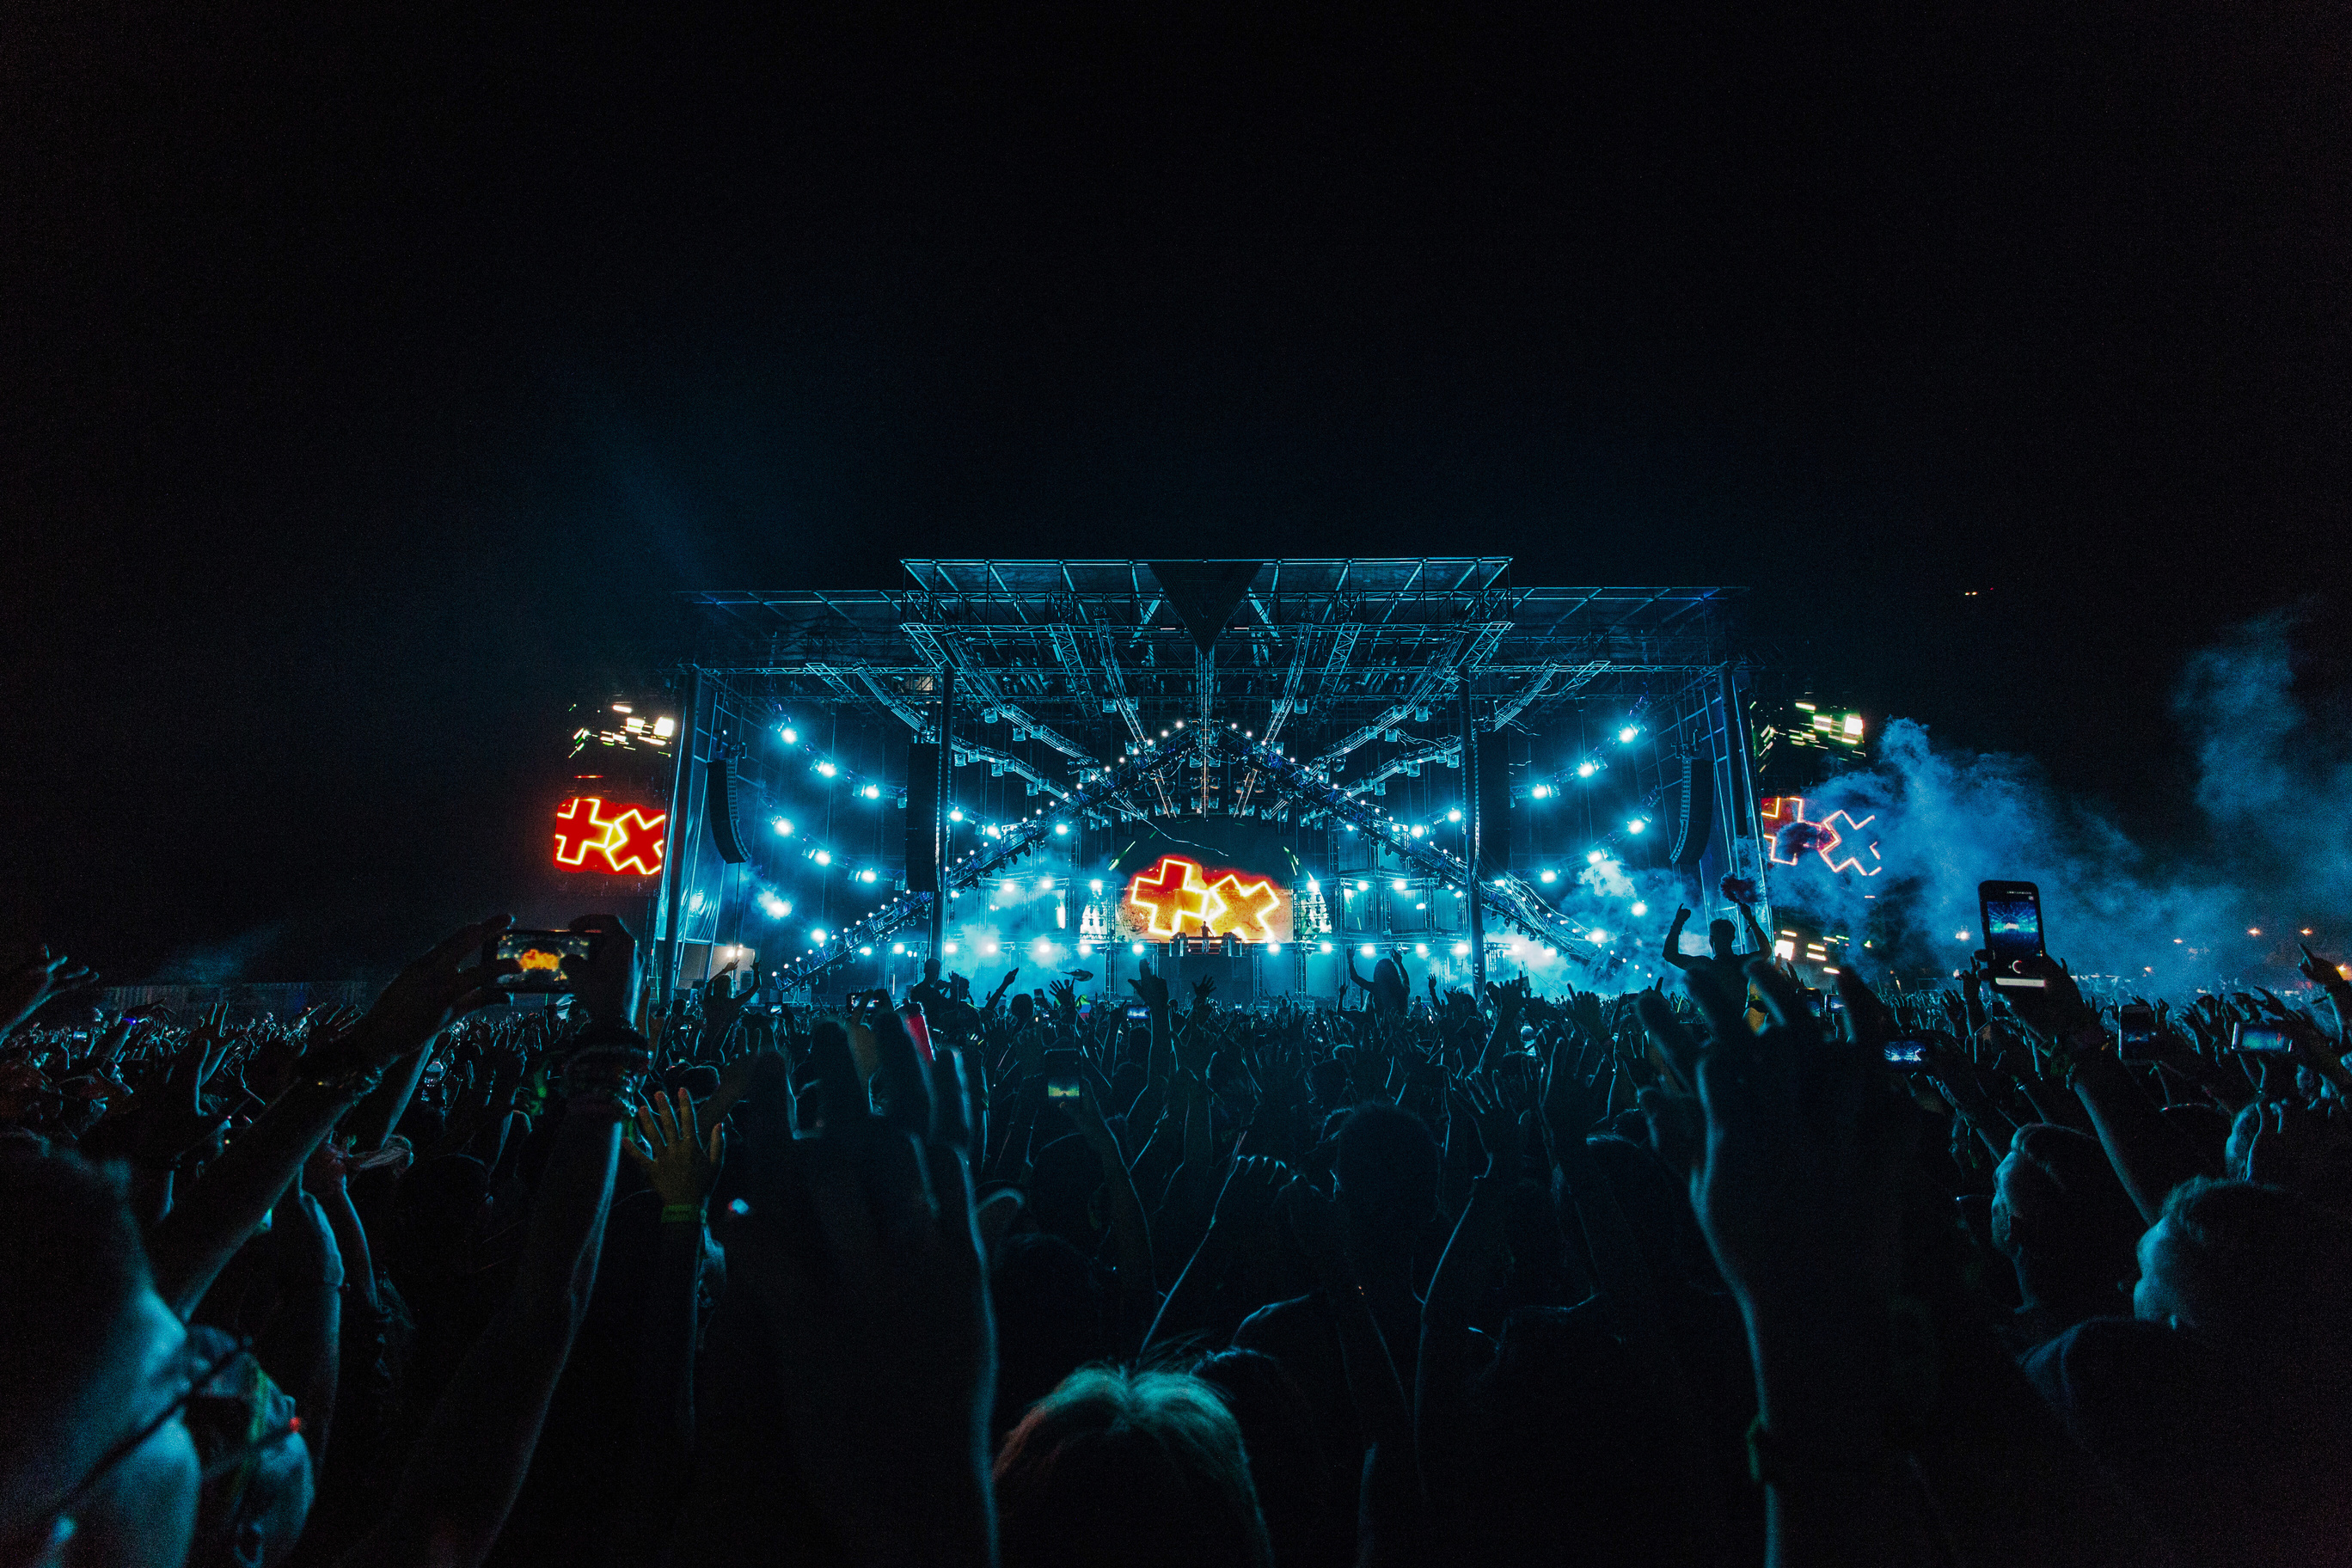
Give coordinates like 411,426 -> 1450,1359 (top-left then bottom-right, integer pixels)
2135,1177 -> 2352,1350
1708,919 -> 1736,959
1991,1124 -> 2142,1288
995,1368 -> 1272,1568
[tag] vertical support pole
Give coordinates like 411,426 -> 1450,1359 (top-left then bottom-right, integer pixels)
929,666 -> 956,961
1460,683 -> 1488,1005
658,665 -> 702,1008
1724,662 -> 1773,946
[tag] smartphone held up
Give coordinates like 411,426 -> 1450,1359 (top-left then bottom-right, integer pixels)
488,931 -> 597,993
1978,880 -> 2048,988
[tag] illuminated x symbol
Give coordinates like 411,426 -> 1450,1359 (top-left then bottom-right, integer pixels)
1127,855 -> 1226,938
1209,873 -> 1282,941
554,797 -> 669,875
1816,811 -> 1882,877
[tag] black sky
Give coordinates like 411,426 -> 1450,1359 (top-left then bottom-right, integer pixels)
4,0 -> 2348,981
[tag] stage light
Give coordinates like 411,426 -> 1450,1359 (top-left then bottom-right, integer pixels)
1415,943 -> 1429,957
1448,808 -> 1462,822
2250,928 -> 2261,936
861,784 -> 880,799
758,892 -> 791,918
1618,726 -> 1638,744
1955,931 -> 1970,940
653,716 -> 676,738
810,927 -> 829,945
1587,850 -> 1605,864
1054,823 -> 1069,836
858,868 -> 878,883
1393,879 -> 1408,892
814,849 -> 832,865
1843,715 -> 1864,738
891,942 -> 905,953
1266,941 -> 1281,953
1089,879 -> 1104,893
1775,939 -> 1797,960
1320,940 -> 1334,953
780,726 -> 797,744
772,817 -> 794,836
1531,784 -> 1550,798
817,761 -> 837,777
1589,930 -> 1610,944
1411,825 -> 1424,838
612,703 -> 632,714
1631,902 -> 1647,916
946,942 -> 959,953
1357,880 -> 1371,891
947,808 -> 964,823
1175,719 -> 1185,728
1626,818 -> 1646,834
1038,876 -> 1054,890
859,945 -> 873,956
1131,941 -> 1146,955
1078,940 -> 1092,955
1576,761 -> 1596,778
1361,944 -> 1376,958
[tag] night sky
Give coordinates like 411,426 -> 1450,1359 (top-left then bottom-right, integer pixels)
4,1 -> 2347,983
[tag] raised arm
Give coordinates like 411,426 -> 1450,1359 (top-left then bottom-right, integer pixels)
337,914 -> 640,1568
1661,906 -> 1696,971
148,918 -> 519,1317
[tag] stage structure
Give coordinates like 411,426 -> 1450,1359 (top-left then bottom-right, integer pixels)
652,560 -> 1772,1004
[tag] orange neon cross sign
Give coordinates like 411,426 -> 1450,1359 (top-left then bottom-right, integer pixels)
554,797 -> 669,875
1124,854 -> 1292,940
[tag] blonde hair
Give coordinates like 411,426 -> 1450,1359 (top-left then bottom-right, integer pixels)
995,1366 -> 1273,1568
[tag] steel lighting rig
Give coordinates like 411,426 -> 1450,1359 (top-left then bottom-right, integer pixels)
658,560 -> 1768,997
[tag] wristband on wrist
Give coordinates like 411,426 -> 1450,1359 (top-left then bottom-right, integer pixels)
659,1203 -> 705,1225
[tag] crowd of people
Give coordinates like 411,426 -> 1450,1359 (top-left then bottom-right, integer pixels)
3,907 -> 2351,1567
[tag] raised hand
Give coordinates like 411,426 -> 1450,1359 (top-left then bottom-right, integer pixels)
133,1014 -> 234,1164
2301,944 -> 2349,991
0,945 -> 98,1038
1450,1079 -> 1520,1174
1047,977 -> 1077,1015
313,916 -> 521,1081
1681,959 -> 1911,1324
729,997 -> 993,1562
1210,1154 -> 1292,1239
1191,973 -> 1218,1008
625,1087 -> 725,1210
1129,961 -> 1169,1011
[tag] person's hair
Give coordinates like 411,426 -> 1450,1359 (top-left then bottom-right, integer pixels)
2003,1124 -> 2142,1278
0,1149 -> 150,1469
2155,1177 -> 2352,1344
1332,1102 -> 1439,1221
994,1366 -> 1272,1568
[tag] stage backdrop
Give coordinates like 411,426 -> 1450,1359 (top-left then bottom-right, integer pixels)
1106,819 -> 1298,945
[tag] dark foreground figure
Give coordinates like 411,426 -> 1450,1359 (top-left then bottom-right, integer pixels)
5,913 -> 2352,1568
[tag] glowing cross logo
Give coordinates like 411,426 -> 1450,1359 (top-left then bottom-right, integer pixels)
554,797 -> 669,875
1124,854 -> 1293,940
1760,797 -> 1882,878
1126,855 -> 1225,938
1208,872 -> 1283,942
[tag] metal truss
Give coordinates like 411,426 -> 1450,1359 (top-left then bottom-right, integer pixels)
1213,729 -> 1595,956
684,559 -> 1740,810
769,739 -> 1196,989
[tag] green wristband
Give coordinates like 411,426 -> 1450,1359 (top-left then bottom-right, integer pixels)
660,1203 -> 704,1225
